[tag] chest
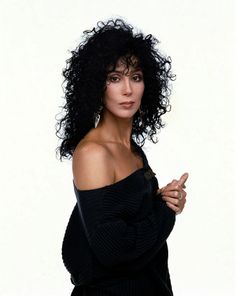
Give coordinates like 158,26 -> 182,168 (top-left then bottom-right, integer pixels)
109,146 -> 144,182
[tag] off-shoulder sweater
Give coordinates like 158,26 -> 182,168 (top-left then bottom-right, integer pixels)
62,141 -> 176,295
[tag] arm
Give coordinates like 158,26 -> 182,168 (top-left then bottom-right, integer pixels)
87,197 -> 175,269
73,142 -> 175,269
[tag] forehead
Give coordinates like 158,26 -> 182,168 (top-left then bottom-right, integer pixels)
107,56 -> 141,74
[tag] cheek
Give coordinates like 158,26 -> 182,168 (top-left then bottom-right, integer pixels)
137,84 -> 145,99
103,86 -> 118,104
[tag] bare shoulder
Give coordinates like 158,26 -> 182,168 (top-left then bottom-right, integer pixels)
72,140 -> 115,190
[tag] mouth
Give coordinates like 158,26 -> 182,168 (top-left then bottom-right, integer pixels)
119,101 -> 135,109
119,101 -> 135,106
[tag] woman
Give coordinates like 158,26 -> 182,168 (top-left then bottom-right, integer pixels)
56,18 -> 188,296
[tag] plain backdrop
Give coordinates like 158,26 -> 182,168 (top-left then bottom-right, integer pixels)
0,0 -> 235,295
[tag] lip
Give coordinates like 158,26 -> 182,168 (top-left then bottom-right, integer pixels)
119,101 -> 135,109
119,101 -> 135,105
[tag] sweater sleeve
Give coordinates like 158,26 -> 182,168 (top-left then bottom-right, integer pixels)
91,199 -> 175,270
74,173 -> 176,270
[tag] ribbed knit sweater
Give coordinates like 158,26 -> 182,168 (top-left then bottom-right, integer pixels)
62,142 -> 176,295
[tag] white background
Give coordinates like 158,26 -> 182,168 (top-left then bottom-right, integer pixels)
0,0 -> 235,295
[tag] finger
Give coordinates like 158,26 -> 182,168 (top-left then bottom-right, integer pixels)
162,188 -> 187,200
156,188 -> 162,195
172,179 -> 178,184
162,196 -> 181,206
159,176 -> 187,196
163,195 -> 186,208
157,181 -> 177,194
166,202 -> 181,214
178,173 -> 189,187
156,186 -> 167,195
158,183 -> 173,193
163,182 -> 181,192
162,190 -> 180,199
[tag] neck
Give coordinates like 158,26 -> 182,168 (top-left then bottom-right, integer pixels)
96,109 -> 134,148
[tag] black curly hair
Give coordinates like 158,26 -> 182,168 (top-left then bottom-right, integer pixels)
55,18 -> 175,160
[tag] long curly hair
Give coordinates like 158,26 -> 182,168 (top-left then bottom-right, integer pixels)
55,18 -> 175,160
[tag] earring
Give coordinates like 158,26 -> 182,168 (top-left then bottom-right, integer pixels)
94,105 -> 103,128
139,106 -> 144,128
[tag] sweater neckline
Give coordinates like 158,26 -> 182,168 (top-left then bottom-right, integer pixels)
73,166 -> 147,193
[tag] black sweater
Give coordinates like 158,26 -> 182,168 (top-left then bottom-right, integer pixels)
62,143 -> 176,295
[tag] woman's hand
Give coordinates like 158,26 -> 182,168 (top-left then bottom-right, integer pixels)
157,173 -> 189,214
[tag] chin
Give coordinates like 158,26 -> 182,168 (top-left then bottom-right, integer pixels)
106,107 -> 139,120
117,112 -> 137,119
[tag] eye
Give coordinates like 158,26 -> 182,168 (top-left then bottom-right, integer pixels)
132,74 -> 143,82
107,75 -> 120,83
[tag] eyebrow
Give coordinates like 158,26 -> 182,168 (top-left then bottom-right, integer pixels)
107,68 -> 143,75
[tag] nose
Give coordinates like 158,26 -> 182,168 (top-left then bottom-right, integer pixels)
123,77 -> 132,96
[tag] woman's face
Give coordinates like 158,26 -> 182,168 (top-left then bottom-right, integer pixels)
102,58 -> 145,120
